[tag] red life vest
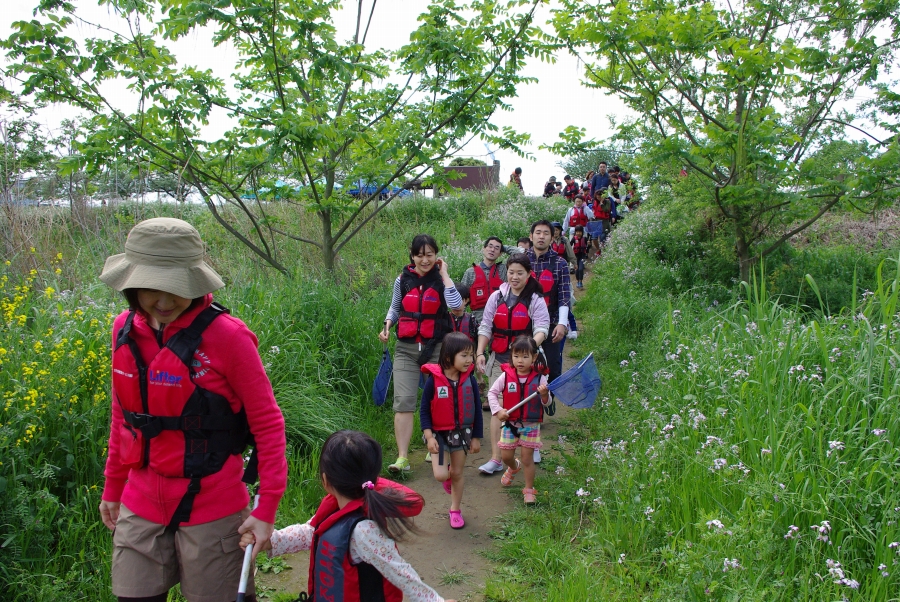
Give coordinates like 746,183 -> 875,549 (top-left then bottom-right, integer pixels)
307,497 -> 402,602
491,292 -> 533,354
594,198 -> 611,220
396,266 -> 448,343
532,268 -> 559,311
551,239 -> 567,257
572,236 -> 588,255
570,206 -> 588,227
469,263 -> 503,310
563,182 -> 579,199
450,313 -> 475,343
500,363 -> 544,423
111,304 -> 253,531
421,364 -> 477,431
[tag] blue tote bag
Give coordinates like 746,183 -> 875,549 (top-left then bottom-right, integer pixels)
372,345 -> 393,406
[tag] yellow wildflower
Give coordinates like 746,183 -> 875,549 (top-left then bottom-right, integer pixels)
44,287 -> 55,299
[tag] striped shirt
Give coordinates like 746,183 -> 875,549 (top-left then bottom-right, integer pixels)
527,248 -> 571,325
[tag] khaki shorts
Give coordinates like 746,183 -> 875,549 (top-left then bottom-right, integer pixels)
392,339 -> 441,412
112,504 -> 253,602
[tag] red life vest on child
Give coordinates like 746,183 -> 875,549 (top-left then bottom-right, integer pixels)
594,198 -> 611,220
111,304 -> 253,531
421,364 -> 477,431
307,497 -> 403,602
572,236 -> 588,255
491,292 -> 533,354
469,263 -> 503,310
396,266 -> 448,343
563,182 -> 579,200
532,268 -> 559,311
570,206 -> 588,227
450,313 -> 475,343
551,239 -> 567,257
500,363 -> 544,423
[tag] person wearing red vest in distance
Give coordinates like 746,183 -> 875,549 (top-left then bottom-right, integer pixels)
487,336 -> 551,504
562,193 -> 594,239
473,255 -> 550,475
97,218 -> 287,602
379,234 -> 462,474
242,431 -> 457,602
527,220 -> 571,389
419,333 -> 483,529
550,221 -> 575,268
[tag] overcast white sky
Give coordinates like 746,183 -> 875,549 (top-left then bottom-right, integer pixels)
0,1 -> 626,194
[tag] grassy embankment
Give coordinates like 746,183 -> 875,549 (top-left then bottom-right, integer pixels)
485,202 -> 900,601
0,191 -> 566,601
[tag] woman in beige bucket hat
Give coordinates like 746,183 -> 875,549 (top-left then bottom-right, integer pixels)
98,218 -> 287,602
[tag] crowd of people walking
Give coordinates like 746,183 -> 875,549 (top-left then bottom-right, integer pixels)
94,164 -> 637,602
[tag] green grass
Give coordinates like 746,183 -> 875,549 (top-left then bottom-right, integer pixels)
485,200 -> 900,601
0,191 -> 566,600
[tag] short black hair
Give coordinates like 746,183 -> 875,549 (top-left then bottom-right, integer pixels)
455,282 -> 470,301
574,225 -> 585,234
598,161 -> 607,167
409,234 -> 439,262
517,236 -> 531,246
439,332 -> 475,369
530,219 -> 554,235
514,167 -> 522,174
483,236 -> 503,248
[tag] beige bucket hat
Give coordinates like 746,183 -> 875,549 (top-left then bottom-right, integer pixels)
100,218 -> 224,299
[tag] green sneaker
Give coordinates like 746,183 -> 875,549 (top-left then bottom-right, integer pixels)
388,457 -> 411,473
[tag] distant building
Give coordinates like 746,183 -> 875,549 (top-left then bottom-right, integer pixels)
443,160 -> 500,191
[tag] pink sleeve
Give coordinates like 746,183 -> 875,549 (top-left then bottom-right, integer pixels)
225,322 -> 287,524
488,374 -> 506,415
102,315 -> 129,503
269,520 -> 314,557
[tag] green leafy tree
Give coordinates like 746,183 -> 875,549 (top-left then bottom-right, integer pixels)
448,157 -> 488,166
3,0 -> 546,273
554,0 -> 900,281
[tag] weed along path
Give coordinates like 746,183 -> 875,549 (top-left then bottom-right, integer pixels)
257,282 -> 587,601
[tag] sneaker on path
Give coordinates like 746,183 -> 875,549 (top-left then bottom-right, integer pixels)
388,457 -> 410,473
425,451 -> 432,463
478,458 -> 504,475
533,449 -> 541,463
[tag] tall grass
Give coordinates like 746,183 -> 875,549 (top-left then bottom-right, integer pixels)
0,191 -> 566,600
486,199 -> 900,600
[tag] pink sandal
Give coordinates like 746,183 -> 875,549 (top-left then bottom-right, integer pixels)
523,487 -> 538,504
442,479 -> 452,495
500,459 -> 521,487
449,509 -> 465,529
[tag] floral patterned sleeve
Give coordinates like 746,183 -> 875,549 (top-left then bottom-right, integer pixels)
349,521 -> 444,602
268,520 -> 314,557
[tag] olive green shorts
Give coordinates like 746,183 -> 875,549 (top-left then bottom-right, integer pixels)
392,340 -> 441,412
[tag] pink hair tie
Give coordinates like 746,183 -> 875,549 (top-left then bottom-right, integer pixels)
362,481 -> 375,490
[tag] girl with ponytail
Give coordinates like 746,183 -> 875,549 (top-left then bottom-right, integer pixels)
240,430 -> 456,602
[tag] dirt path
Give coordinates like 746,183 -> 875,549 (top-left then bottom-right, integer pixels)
257,282 -> 588,601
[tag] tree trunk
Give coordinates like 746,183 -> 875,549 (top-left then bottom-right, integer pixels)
735,227 -> 752,283
320,209 -> 335,271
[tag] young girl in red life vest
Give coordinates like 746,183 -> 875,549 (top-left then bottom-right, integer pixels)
572,225 -> 588,289
419,332 -> 483,529
487,335 -> 550,504
448,283 -> 476,344
98,218 -> 287,602
241,431 -> 458,602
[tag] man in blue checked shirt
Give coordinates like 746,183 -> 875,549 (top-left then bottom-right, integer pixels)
527,220 -> 572,385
